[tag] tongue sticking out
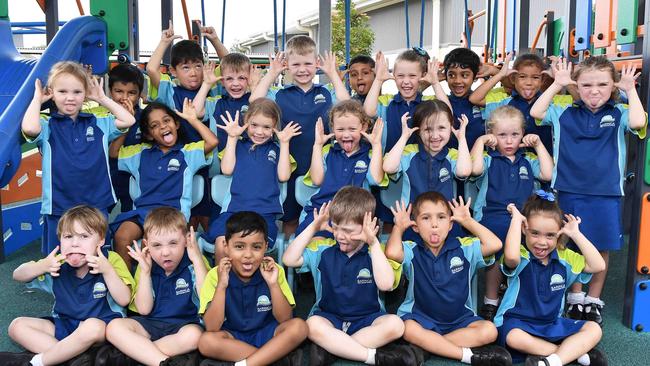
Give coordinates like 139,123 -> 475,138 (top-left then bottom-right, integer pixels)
342,140 -> 354,152
163,133 -> 175,144
429,233 -> 440,244
67,253 -> 85,266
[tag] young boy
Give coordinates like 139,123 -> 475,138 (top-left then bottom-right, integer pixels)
250,35 -> 350,235
348,55 -> 376,103
105,207 -> 208,366
283,187 -> 416,366
385,194 -> 512,366
197,211 -> 307,365
4,205 -> 133,366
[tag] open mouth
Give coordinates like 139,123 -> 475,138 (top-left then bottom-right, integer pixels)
451,85 -> 467,96
340,139 -> 355,152
66,253 -> 86,266
241,262 -> 254,272
162,131 -> 175,144
356,83 -> 367,93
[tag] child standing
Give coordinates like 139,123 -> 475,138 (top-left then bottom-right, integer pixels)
21,61 -> 136,254
495,194 -> 607,366
530,57 -> 647,324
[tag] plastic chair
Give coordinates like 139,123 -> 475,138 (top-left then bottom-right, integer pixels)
294,175 -> 319,207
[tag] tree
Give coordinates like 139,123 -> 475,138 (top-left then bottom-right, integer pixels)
331,0 -> 375,64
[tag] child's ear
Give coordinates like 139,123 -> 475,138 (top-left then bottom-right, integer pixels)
412,225 -> 420,234
169,66 -> 178,78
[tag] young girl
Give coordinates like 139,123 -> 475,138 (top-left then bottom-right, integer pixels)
295,99 -> 385,238
21,61 -> 136,255
109,99 -> 217,268
530,57 -> 647,324
470,105 -> 553,321
494,192 -> 607,366
382,99 -> 471,241
203,98 -> 302,261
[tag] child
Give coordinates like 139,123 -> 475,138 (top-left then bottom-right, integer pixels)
5,205 -> 133,366
495,193 -> 607,366
470,105 -> 553,320
385,194 -> 511,366
21,61 -> 136,254
283,187 -> 416,366
530,57 -> 647,324
348,55 -> 376,103
109,100 -> 217,269
198,211 -> 308,365
295,100 -> 385,238
202,98 -> 301,261
250,35 -> 350,236
105,207 -> 208,366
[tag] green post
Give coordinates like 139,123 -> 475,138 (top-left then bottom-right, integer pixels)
616,0 -> 639,45
552,17 -> 565,56
0,0 -> 9,20
90,0 -> 129,55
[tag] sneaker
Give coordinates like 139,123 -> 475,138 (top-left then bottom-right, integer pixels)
309,342 -> 337,366
470,345 -> 512,366
199,359 -> 234,366
66,344 -> 102,366
0,351 -> 35,366
161,351 -> 201,366
585,348 -> 608,366
272,348 -> 303,366
565,303 -> 584,320
479,304 -> 499,321
408,343 -> 428,365
583,302 -> 603,325
95,344 -> 137,366
524,355 -> 549,366
375,342 -> 419,366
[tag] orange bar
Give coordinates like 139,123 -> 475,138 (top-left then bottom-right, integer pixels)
35,0 -> 45,12
180,0 -> 193,41
637,194 -> 650,274
531,15 -> 548,50
497,0 -> 507,60
76,0 -> 84,15
611,57 -> 642,71
593,0 -> 613,48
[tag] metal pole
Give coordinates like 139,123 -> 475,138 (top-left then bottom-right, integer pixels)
221,0 -> 226,43
45,0 -> 59,45
404,0 -> 410,48
419,0 -> 425,48
127,0 -> 139,61
318,0 -> 332,83
464,0 -> 471,48
282,0 -> 286,51
161,0 -> 173,64
345,0 -> 351,65
273,0 -> 278,52
201,0 -> 206,49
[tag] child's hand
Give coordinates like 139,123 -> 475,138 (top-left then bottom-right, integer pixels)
374,51 -> 393,82
314,117 -> 334,146
558,214 -> 582,240
615,64 -> 640,93
520,133 -> 541,148
480,134 -> 497,149
421,57 -> 442,85
161,20 -> 182,44
507,203 -> 527,226
269,52 -> 288,76
249,65 -> 262,91
313,201 -> 332,233
476,63 -> 501,78
127,241 -> 152,274
87,246 -> 111,275
87,76 -> 107,103
41,246 -> 64,277
350,212 -> 380,245
390,201 -> 416,232
552,58 -> 577,87
361,117 -> 384,147
217,257 -> 231,290
120,98 -> 135,116
200,25 -> 220,43
186,226 -> 203,265
217,110 -> 248,138
175,98 -> 199,122
449,196 -> 473,226
33,79 -> 52,104
260,257 -> 279,285
275,121 -> 302,144
318,50 -> 339,79
541,56 -> 559,79
202,61 -> 222,87
452,114 -> 469,141
498,53 -> 516,78
399,112 -> 419,139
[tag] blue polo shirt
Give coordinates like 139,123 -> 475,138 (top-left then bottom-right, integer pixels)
394,144 -> 460,203
118,141 -> 211,219
448,93 -> 485,149
130,254 -> 201,324
540,99 -> 647,196
397,237 -> 493,324
205,93 -> 251,152
220,137 -> 295,214
473,149 -> 540,221
376,93 -> 436,152
29,111 -> 124,215
27,251 -> 134,322
494,245 -> 592,327
198,263 -> 294,332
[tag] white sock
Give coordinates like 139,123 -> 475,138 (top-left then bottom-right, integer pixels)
234,360 -> 247,366
577,353 -> 591,365
584,296 -> 604,306
484,297 -> 499,306
545,353 -> 562,366
365,348 -> 376,365
30,354 -> 43,366
461,347 -> 473,364
567,291 -> 586,305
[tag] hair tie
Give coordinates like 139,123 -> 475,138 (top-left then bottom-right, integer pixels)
535,190 -> 555,202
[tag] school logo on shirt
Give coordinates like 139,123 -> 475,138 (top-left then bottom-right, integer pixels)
354,160 -> 368,174
93,282 -> 107,299
599,115 -> 616,128
86,126 -> 95,142
357,268 -> 373,284
167,159 -> 181,172
449,256 -> 464,274
550,274 -> 566,291
134,127 -> 141,140
240,105 -> 249,114
439,167 -> 450,183
175,278 -> 191,295
268,149 -> 277,163
519,166 -> 529,180
472,106 -> 482,118
314,94 -> 326,104
256,295 -> 272,312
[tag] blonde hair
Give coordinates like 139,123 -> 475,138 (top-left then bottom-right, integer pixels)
329,99 -> 370,130
285,35 -> 317,58
143,207 -> 187,239
486,105 -> 526,133
220,52 -> 252,74
57,205 -> 107,239
245,98 -> 281,129
47,61 -> 91,92
329,186 -> 376,225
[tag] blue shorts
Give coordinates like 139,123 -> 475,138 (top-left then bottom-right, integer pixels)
312,311 -> 386,335
401,312 -> 483,335
202,212 -> 278,248
43,208 -> 111,255
191,167 -> 216,218
371,186 -> 394,224
47,316 -> 114,341
296,206 -> 334,239
109,207 -> 152,234
132,316 -> 202,341
557,192 -> 623,251
224,320 -> 278,348
281,175 -> 302,222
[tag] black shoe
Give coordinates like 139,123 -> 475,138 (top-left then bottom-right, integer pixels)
66,344 -> 101,366
408,343 -> 428,365
524,355 -> 549,366
583,302 -> 603,325
585,348 -> 608,366
272,348 -> 303,366
375,342 -> 419,366
479,304 -> 499,321
95,344 -> 137,366
199,359 -> 234,366
565,303 -> 584,320
0,351 -> 35,366
161,351 -> 201,366
309,342 -> 336,366
470,345 -> 512,366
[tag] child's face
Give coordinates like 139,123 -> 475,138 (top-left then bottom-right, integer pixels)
146,109 -> 180,149
446,65 -> 475,97
512,65 -> 543,100
413,200 -> 453,252
418,113 -> 452,155
59,221 -> 104,268
171,60 -> 204,90
394,60 -> 424,101
110,81 -> 140,114
523,214 -> 561,261
331,220 -> 364,254
576,69 -> 615,112
349,62 -> 375,96
221,67 -> 250,99
225,231 -> 267,280
246,112 -> 275,145
286,52 -> 318,87
492,119 -> 524,157
51,74 -> 86,118
144,228 -> 187,274
332,113 -> 365,154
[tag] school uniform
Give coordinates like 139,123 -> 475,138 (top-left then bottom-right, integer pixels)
110,112 -> 142,213
376,93 -> 436,152
199,263 -> 294,348
448,93 -> 485,150
205,92 -> 251,153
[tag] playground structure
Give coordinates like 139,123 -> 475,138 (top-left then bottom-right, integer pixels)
0,0 -> 649,334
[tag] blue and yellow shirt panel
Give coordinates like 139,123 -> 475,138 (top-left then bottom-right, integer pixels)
205,92 -> 251,152
448,93 -> 485,149
376,93 -> 436,152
